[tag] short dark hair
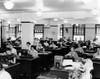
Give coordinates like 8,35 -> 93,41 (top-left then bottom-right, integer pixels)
26,42 -> 31,45
0,63 -> 3,71
31,45 -> 36,50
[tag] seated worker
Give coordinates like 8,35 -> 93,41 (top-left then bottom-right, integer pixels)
5,48 -> 16,64
6,43 -> 17,57
4,43 -> 17,63
26,42 -> 31,51
88,43 -> 96,52
56,41 -> 61,47
0,63 -> 12,79
69,57 -> 93,79
49,42 -> 58,49
28,45 -> 38,58
43,41 -> 49,47
75,44 -> 84,54
36,43 -> 44,52
93,48 -> 100,58
65,47 -> 79,62
80,57 -> 93,79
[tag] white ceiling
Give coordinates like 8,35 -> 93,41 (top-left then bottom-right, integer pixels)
0,0 -> 99,22
0,0 -> 94,12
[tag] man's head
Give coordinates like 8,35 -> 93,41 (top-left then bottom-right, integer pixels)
81,57 -> 87,64
26,42 -> 31,47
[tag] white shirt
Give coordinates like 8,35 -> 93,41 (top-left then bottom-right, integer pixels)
81,59 -> 93,79
0,69 -> 12,79
11,48 -> 17,56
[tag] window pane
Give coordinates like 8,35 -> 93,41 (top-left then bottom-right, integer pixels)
34,33 -> 43,39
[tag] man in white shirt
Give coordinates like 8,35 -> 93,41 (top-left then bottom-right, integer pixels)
80,58 -> 93,79
0,63 -> 12,79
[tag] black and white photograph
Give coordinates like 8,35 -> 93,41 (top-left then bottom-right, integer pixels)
0,0 -> 99,79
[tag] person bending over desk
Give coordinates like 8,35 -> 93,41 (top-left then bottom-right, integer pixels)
65,47 -> 79,62
5,48 -> 16,64
5,43 -> 17,64
6,43 -> 17,57
0,63 -> 12,79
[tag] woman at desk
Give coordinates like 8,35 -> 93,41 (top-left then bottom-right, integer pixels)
49,42 -> 58,49
29,45 -> 38,58
6,44 -> 17,56
5,48 -> 16,64
80,58 -> 93,79
43,41 -> 49,48
26,42 -> 31,52
65,47 -> 79,62
75,44 -> 84,54
0,63 -> 12,79
5,43 -> 17,64
93,48 -> 100,58
69,57 -> 93,79
36,43 -> 44,52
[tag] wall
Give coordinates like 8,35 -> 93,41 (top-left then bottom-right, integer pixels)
85,24 -> 95,41
44,27 -> 51,39
64,24 -> 73,40
44,25 -> 59,41
50,25 -> 59,41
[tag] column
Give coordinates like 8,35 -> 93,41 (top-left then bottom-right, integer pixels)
21,22 -> 34,49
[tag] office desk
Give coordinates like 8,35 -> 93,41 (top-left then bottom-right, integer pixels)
45,48 -> 62,55
38,52 -> 53,70
49,67 -> 70,79
17,57 -> 39,79
37,67 -> 70,79
92,59 -> 100,78
5,63 -> 20,79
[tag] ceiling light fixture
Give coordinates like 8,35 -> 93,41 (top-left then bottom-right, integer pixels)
4,0 -> 14,9
36,0 -> 43,17
36,11 -> 42,17
63,20 -> 68,23
54,18 -> 58,21
60,0 -> 64,2
91,9 -> 100,15
96,17 -> 100,23
7,20 -> 11,24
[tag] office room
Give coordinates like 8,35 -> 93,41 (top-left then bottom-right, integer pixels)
0,0 -> 100,79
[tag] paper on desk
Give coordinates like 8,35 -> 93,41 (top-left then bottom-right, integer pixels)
62,59 -> 73,66
2,64 -> 8,67
37,75 -> 57,79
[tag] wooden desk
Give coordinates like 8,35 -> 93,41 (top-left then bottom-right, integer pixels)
38,52 -> 53,70
92,59 -> 100,78
45,48 -> 62,55
49,67 -> 70,79
37,67 -> 70,79
17,57 -> 39,79
5,63 -> 20,79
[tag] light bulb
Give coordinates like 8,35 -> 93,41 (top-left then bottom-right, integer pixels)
4,1 -> 14,9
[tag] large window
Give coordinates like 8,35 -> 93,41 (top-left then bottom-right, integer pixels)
34,24 -> 44,39
8,24 -> 22,40
73,24 -> 85,41
95,24 -> 100,40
